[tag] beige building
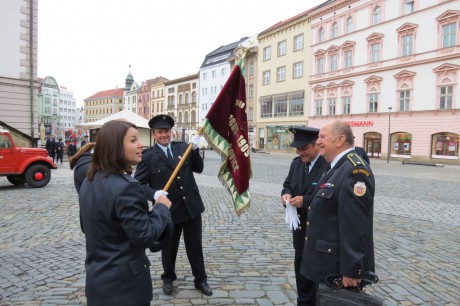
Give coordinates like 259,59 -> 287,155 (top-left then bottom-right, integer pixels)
0,0 -> 39,146
165,74 -> 199,142
256,9 -> 315,152
150,77 -> 169,119
83,88 -> 124,124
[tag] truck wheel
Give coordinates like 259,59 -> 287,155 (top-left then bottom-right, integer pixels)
7,175 -> 26,185
25,164 -> 51,188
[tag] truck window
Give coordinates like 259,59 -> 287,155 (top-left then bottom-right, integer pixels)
0,135 -> 11,148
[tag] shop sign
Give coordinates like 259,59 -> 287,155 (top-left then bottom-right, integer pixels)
344,120 -> 374,127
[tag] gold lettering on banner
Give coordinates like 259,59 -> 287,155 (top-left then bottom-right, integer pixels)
238,135 -> 250,157
235,99 -> 245,109
229,115 -> 239,136
228,147 -> 239,172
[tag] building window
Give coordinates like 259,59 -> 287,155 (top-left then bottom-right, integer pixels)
442,23 -> 456,48
328,98 -> 336,115
293,62 -> 303,78
317,57 -> 325,74
248,84 -> 254,99
221,68 -> 226,76
399,90 -> 410,111
277,66 -> 286,82
344,50 -> 353,68
203,72 -> 207,80
343,96 -> 351,114
439,85 -> 453,109
263,46 -> 271,61
294,34 -> 304,51
260,98 -> 273,118
330,54 -> 338,72
368,93 -> 379,112
373,6 -> 382,25
212,70 -> 216,78
403,0 -> 414,15
315,99 -> 323,116
431,132 -> 459,158
274,96 -> 287,117
331,22 -> 339,38
278,40 -> 287,56
318,27 -> 325,43
346,17 -> 353,33
249,61 -> 255,76
263,71 -> 271,85
289,96 -> 304,116
391,132 -> 412,156
371,43 -> 380,63
401,34 -> 413,56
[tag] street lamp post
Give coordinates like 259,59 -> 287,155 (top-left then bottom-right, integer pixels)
387,107 -> 392,164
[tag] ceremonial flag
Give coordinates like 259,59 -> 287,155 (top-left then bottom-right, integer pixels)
201,57 -> 252,216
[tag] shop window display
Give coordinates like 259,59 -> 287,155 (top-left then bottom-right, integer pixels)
391,132 -> 412,157
431,132 -> 459,159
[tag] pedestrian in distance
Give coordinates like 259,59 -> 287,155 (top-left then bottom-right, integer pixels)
134,114 -> 213,296
67,141 -> 78,158
300,120 -> 375,292
45,136 -> 53,157
80,135 -> 88,148
78,120 -> 172,306
281,127 -> 329,306
55,138 -> 65,164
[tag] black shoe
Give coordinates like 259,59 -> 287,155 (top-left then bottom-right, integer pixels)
162,281 -> 173,295
195,281 -> 213,296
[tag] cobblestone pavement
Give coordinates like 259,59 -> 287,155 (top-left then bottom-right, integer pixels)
1,151 -> 459,305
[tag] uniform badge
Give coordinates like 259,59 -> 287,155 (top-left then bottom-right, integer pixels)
354,181 -> 366,196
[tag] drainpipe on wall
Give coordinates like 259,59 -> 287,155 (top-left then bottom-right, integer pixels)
29,0 -> 35,143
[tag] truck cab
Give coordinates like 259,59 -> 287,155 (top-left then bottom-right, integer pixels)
0,126 -> 57,188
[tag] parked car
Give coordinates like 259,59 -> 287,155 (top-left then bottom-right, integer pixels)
0,126 -> 57,188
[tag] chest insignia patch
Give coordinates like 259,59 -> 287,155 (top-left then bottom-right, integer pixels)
354,181 -> 366,197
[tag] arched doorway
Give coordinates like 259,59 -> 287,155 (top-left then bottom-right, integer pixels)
364,132 -> 382,158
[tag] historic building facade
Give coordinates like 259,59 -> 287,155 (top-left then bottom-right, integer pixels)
256,8 -> 315,152
165,74 -> 199,142
83,88 -> 124,123
0,0 -> 39,146
308,0 -> 460,164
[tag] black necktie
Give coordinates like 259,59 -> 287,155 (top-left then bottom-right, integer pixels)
167,148 -> 174,165
304,163 -> 311,175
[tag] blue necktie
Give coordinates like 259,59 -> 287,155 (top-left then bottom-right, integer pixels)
167,148 -> 174,165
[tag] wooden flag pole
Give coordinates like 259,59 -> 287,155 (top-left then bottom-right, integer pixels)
163,127 -> 203,192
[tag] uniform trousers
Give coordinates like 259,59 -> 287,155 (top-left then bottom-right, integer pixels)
161,214 -> 207,284
294,225 -> 317,306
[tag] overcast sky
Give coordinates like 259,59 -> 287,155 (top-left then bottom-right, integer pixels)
38,0 -> 325,106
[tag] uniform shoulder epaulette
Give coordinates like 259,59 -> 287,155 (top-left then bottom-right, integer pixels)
347,152 -> 366,167
293,156 -> 300,161
172,140 -> 185,143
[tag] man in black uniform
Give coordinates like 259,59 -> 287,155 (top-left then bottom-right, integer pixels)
281,127 -> 328,306
300,120 -> 375,291
134,114 -> 212,296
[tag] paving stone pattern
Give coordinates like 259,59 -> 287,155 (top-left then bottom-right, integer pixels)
0,151 -> 459,305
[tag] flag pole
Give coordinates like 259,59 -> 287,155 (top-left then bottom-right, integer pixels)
163,127 -> 203,191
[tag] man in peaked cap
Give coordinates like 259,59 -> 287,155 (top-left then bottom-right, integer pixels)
281,127 -> 328,306
135,114 -> 212,296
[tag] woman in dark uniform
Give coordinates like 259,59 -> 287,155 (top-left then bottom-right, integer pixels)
78,120 -> 172,306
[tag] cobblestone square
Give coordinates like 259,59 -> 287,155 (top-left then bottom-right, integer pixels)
1,151 -> 459,305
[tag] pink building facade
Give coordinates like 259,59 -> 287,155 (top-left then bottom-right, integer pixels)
308,0 -> 460,164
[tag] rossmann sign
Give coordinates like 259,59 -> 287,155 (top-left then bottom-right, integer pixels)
344,121 -> 374,127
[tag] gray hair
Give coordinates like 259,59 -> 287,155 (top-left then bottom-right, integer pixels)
330,120 -> 354,146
